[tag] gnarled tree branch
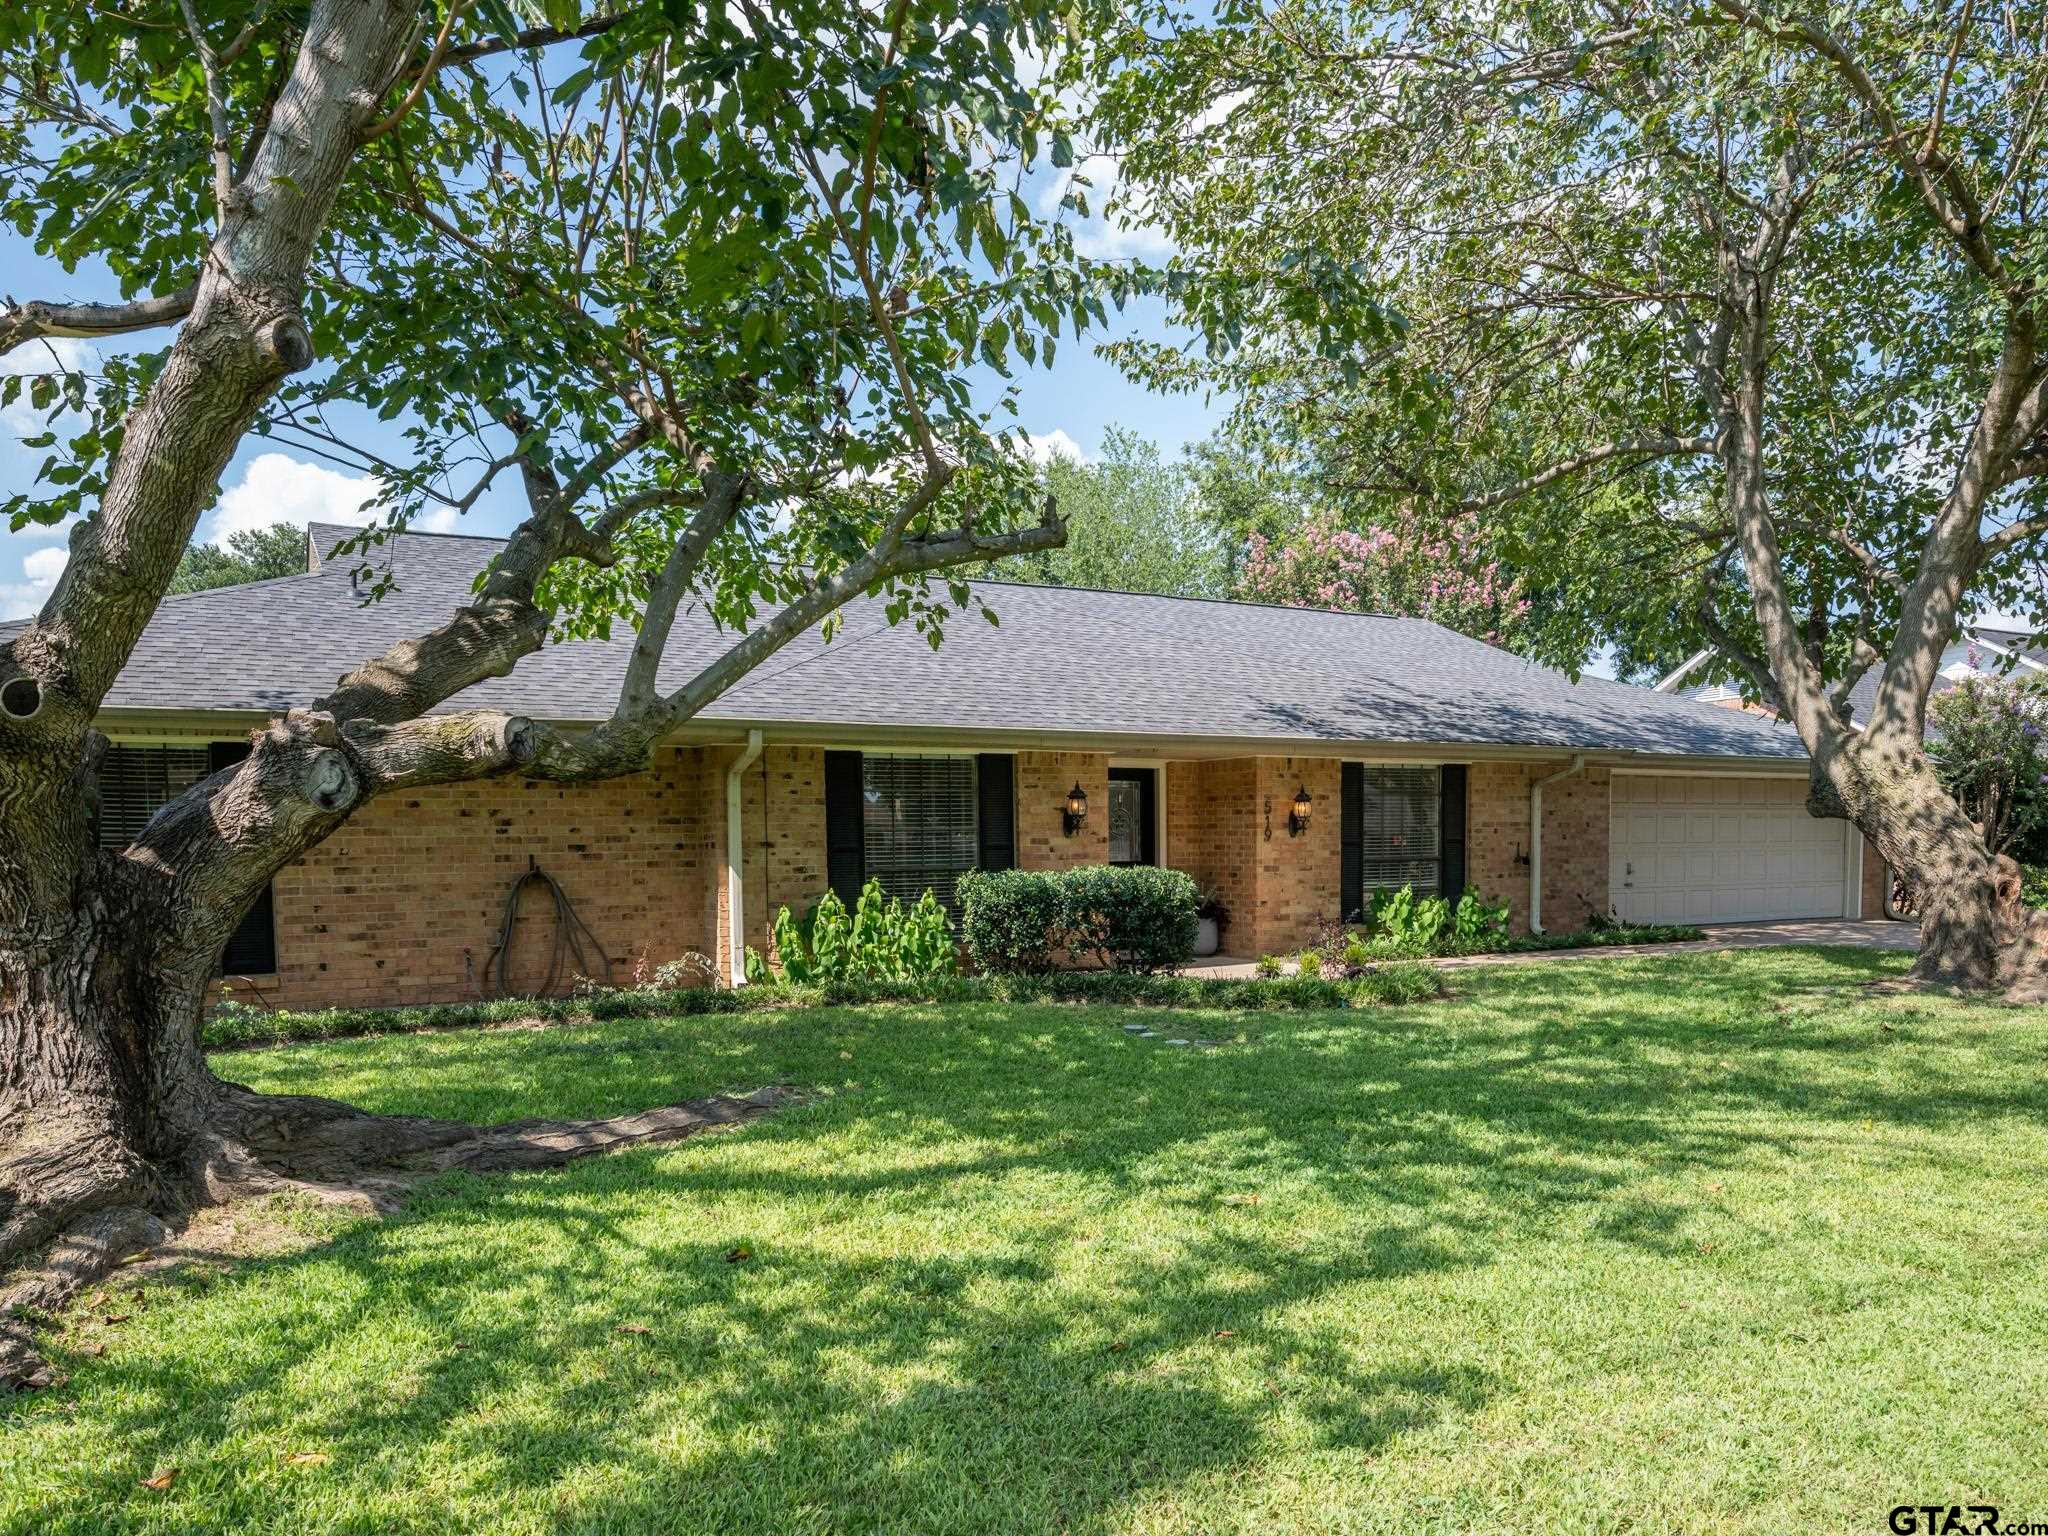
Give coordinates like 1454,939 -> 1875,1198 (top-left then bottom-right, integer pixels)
0,286 -> 197,359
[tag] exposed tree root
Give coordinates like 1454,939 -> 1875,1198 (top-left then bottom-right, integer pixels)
1,1084 -> 790,1393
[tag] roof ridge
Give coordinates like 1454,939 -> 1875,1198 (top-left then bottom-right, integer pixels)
323,521 -> 1432,623
308,519 -> 511,548
966,572 -> 1406,621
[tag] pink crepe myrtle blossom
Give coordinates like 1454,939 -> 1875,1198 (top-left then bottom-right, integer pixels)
1238,510 -> 1532,647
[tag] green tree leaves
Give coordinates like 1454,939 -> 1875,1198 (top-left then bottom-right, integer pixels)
1100,0 -> 2048,682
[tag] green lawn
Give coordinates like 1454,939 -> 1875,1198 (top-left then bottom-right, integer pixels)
7,948 -> 2047,1535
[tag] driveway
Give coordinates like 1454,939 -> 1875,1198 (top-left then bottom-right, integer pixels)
1188,918 -> 1918,978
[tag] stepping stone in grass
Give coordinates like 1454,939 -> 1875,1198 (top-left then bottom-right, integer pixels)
1166,1039 -> 1191,1046
1123,1024 -> 1148,1033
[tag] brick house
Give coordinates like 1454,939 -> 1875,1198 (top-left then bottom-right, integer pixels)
67,523 -> 1885,1009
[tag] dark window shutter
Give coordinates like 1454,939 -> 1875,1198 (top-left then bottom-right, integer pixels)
975,753 -> 1015,871
1340,761 -> 1364,922
823,749 -> 866,906
1439,764 -> 1468,901
208,740 -> 278,975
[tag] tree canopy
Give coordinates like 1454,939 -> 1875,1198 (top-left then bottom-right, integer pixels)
167,523 -> 306,594
995,428 -> 1230,596
4,0 -> 1124,667
1102,0 -> 2048,687
1101,0 -> 2048,988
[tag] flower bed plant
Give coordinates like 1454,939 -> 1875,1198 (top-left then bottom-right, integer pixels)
1264,887 -> 1706,974
760,879 -> 956,984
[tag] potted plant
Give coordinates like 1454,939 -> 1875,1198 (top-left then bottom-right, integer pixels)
1193,888 -> 1230,957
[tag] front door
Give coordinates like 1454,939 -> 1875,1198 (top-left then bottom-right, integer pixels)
1107,767 -> 1157,865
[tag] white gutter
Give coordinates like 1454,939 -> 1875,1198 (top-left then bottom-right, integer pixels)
1655,647 -> 1717,693
1528,754 -> 1585,935
724,728 -> 765,986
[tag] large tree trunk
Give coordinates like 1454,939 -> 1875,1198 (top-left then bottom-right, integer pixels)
1810,724 -> 2031,992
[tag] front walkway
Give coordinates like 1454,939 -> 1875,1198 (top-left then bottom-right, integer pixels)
1186,918 -> 1919,978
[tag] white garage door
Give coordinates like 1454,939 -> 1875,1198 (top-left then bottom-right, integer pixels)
1610,775 -> 1850,924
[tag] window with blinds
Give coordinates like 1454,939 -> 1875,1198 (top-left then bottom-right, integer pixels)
1357,764 -> 1442,895
95,744 -> 277,975
861,754 -> 979,915
96,745 -> 212,849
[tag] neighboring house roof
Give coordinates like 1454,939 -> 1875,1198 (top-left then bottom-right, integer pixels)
1690,625 -> 2047,733
12,521 -> 1811,763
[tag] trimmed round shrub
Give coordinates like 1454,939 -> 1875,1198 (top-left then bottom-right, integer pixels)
958,868 -> 1068,974
960,864 -> 1200,975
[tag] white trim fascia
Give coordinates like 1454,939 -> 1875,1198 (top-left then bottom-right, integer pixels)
1654,647 -> 1718,692
1966,631 -> 2048,672
1609,766 -> 1812,779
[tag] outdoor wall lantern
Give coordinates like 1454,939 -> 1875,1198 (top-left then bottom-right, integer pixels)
1063,782 -> 1088,836
1287,785 -> 1313,837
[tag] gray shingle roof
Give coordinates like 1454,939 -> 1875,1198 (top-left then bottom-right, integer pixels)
20,521 -> 1810,761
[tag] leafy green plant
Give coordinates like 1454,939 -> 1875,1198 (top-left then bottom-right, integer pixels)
809,891 -> 852,982
901,891 -> 955,979
770,881 -> 958,984
1252,954 -> 1284,979
1452,889 -> 1512,945
1061,865 -> 1202,973
773,905 -> 815,984
1368,885 -> 1450,952
958,869 -> 1069,974
1928,675 -> 2048,860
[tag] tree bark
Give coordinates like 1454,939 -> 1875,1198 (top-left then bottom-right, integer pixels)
1807,725 -> 2003,988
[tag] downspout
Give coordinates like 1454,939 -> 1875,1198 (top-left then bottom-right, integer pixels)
725,729 -> 765,986
1528,754 -> 1585,935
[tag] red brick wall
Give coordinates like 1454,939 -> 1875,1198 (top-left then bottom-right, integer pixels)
715,746 -> 1116,976
1247,755 -> 1343,956
262,746 -> 717,1009
1017,751 -> 1109,870
1465,761 -> 1612,935
1542,764 -> 1611,931
1166,758 -> 1253,952
239,742 -> 1633,1006
720,744 -> 829,973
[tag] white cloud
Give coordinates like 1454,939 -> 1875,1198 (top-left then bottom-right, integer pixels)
1016,428 -> 1091,466
0,545 -> 69,620
1036,151 -> 1179,263
203,453 -> 464,545
2,338 -> 100,436
206,452 -> 387,544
